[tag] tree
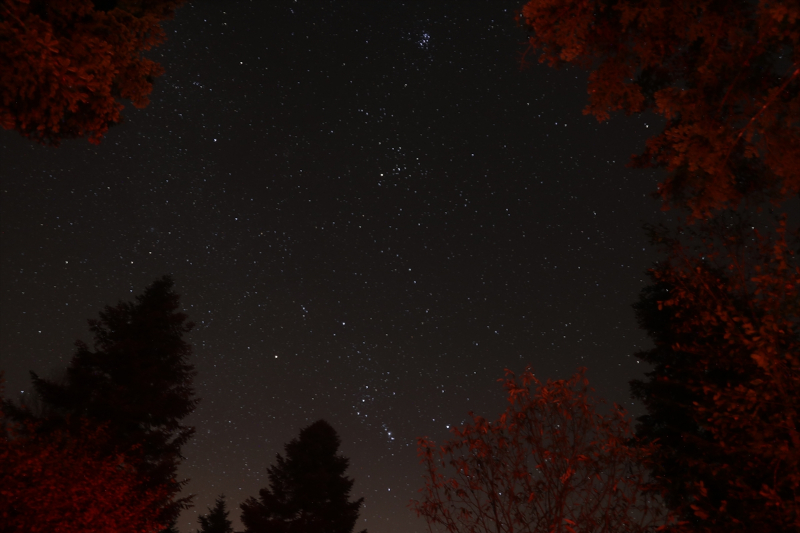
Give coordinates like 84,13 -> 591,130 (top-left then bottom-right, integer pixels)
412,367 -> 667,533
2,275 -> 199,525
197,495 -> 234,533
631,217 -> 800,532
240,420 -> 366,533
160,519 -> 182,533
198,495 -> 234,533
0,0 -> 184,146
517,0 -> 800,219
1,408 -> 168,533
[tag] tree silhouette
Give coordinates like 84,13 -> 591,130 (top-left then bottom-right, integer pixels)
240,420 -> 366,533
0,0 -> 184,145
198,495 -> 234,533
518,0 -> 800,218
412,367 -> 667,533
2,276 -> 199,525
631,217 -> 800,532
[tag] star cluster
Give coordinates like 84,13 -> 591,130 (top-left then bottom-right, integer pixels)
1,2 -> 668,532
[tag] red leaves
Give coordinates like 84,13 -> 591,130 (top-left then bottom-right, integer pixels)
0,0 -> 184,145
518,0 -> 800,219
0,418 -> 168,533
645,217 -> 800,531
411,368 -> 668,533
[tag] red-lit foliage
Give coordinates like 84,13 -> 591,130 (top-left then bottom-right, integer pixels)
636,218 -> 800,532
411,368 -> 667,533
518,0 -> 800,219
2,276 -> 199,526
0,416 -> 168,533
0,0 -> 184,145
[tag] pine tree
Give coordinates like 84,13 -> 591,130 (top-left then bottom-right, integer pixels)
629,279 -> 712,515
240,420 -> 366,533
198,495 -> 234,533
2,276 -> 199,525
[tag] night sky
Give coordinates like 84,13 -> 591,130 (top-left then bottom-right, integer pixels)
1,2 -> 671,532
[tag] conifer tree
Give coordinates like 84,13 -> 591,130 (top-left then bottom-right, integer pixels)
2,276 -> 199,525
198,495 -> 234,533
240,420 -> 366,533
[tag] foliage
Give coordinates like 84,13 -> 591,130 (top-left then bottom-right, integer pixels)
160,518 -> 182,533
2,276 -> 199,525
0,0 -> 184,145
0,414 -> 167,533
240,420 -> 366,533
517,0 -> 800,219
631,216 -> 800,532
198,495 -> 234,533
412,367 -> 667,533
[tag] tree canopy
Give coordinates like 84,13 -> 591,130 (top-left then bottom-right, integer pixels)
413,367 -> 666,533
518,0 -> 800,218
0,0 -> 184,145
0,413 -> 168,533
631,217 -> 800,532
2,276 -> 199,525
519,3 -> 800,526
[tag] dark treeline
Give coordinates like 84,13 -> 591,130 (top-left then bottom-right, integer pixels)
0,278 -> 365,533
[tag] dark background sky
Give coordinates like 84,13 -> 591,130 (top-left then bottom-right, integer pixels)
1,1 -> 670,532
